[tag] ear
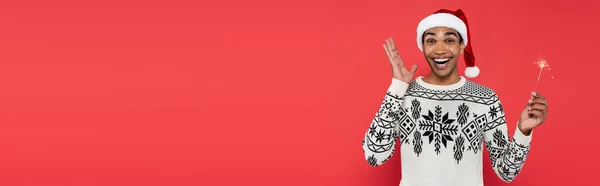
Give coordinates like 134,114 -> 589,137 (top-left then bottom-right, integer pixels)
459,43 -> 465,54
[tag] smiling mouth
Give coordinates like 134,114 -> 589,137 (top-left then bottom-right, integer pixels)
433,58 -> 450,65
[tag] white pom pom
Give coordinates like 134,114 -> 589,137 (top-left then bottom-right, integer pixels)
465,66 -> 480,78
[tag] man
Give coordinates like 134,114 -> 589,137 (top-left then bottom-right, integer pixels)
361,9 -> 549,186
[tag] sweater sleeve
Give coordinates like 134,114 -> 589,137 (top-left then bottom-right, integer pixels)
362,78 -> 409,166
484,94 -> 533,183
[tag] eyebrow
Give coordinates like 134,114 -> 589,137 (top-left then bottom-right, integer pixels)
424,32 -> 459,38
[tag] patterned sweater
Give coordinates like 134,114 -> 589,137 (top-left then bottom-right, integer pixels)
362,76 -> 532,186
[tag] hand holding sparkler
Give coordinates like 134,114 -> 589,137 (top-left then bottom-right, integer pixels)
517,55 -> 552,135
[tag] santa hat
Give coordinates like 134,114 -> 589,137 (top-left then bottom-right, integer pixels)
416,9 -> 479,78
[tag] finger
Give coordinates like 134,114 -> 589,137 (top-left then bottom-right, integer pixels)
528,103 -> 546,112
531,91 -> 545,99
384,40 -> 396,62
390,38 -> 399,53
528,110 -> 544,119
394,49 -> 403,65
388,38 -> 399,55
410,64 -> 418,73
385,39 -> 396,59
389,39 -> 404,66
383,44 -> 393,62
386,38 -> 393,53
530,97 -> 548,106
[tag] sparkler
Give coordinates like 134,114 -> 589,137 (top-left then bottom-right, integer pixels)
533,55 -> 551,91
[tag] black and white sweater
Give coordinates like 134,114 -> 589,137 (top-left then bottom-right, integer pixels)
362,76 -> 532,186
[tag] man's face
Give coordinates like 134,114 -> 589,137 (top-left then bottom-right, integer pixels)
422,27 -> 464,79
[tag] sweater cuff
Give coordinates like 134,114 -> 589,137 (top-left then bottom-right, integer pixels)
388,78 -> 409,97
513,122 -> 532,146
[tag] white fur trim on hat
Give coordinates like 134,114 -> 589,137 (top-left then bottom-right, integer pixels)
416,13 -> 468,51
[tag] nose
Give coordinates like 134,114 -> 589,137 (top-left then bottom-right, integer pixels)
434,48 -> 447,55
433,44 -> 448,55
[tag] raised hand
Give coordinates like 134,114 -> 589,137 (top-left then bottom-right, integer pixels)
518,91 -> 549,135
383,37 -> 418,83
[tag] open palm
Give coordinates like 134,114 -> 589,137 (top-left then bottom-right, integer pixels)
383,38 -> 418,83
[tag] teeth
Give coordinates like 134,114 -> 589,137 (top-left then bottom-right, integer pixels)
434,58 -> 449,62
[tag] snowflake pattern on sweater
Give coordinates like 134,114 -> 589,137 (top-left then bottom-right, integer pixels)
362,77 -> 532,186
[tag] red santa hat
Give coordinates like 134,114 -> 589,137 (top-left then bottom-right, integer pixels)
416,9 -> 479,78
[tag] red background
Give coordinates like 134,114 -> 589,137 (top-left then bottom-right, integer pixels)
0,0 -> 597,185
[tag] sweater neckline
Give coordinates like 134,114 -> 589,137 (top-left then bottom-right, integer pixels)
415,76 -> 466,91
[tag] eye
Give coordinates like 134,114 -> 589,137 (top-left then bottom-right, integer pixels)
446,39 -> 455,44
426,39 -> 435,44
